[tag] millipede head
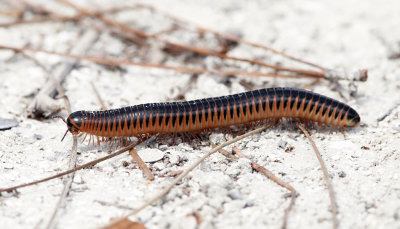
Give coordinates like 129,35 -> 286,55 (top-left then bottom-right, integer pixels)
66,111 -> 84,136
54,113 -> 83,141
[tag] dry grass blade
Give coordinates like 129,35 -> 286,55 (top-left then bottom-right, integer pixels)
232,146 -> 296,229
45,136 -> 78,229
297,124 -> 338,229
6,1 -> 367,82
88,85 -> 154,181
211,143 -> 238,160
45,86 -> 76,228
104,125 -> 270,228
55,0 -> 328,79
0,44 -> 315,79
162,41 -> 325,78
0,142 -> 140,193
91,82 -> 107,110
129,149 -> 155,181
136,3 -> 325,71
138,3 -> 369,82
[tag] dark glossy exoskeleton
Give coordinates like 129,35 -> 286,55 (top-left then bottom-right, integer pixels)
65,88 -> 360,139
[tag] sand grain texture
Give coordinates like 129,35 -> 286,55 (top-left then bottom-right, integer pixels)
0,0 -> 399,228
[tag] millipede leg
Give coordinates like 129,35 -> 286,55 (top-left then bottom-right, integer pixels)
81,133 -> 88,143
88,134 -> 92,146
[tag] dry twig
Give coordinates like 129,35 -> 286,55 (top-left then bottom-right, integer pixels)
54,0 -> 335,80
4,1 -> 368,83
90,82 -> 107,110
297,124 -> 338,229
0,142 -> 140,193
45,84 -> 77,229
129,149 -> 155,181
45,137 -> 78,229
0,44 -> 317,79
211,143 -> 238,160
104,125 -> 269,228
232,146 -> 296,229
136,3 -> 324,71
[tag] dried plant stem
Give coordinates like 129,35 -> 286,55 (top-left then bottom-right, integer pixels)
137,3 -> 325,71
91,81 -> 154,181
104,125 -> 269,228
211,143 -> 238,160
129,149 -> 155,181
0,142 -> 140,193
45,136 -> 78,229
297,124 -> 338,229
232,146 -> 296,229
162,41 -> 325,78
90,82 -> 107,110
0,44 -> 315,79
56,0 -> 326,79
89,81 -> 154,181
0,5 -> 145,27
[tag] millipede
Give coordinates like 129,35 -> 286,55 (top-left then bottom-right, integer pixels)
62,87 -> 360,144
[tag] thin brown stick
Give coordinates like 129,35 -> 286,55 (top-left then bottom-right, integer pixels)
12,2 -> 366,82
0,9 -> 22,17
45,136 -> 78,229
161,41 -> 325,78
0,44 -> 201,72
0,5 -> 146,28
297,124 -> 338,229
88,85 -> 154,181
56,0 -> 326,79
27,0 -> 321,77
90,82 -> 107,110
232,146 -> 296,229
0,15 -> 79,27
135,3 -> 326,71
129,149 -> 155,181
104,125 -> 270,228
57,0 -> 148,38
211,143 -> 238,160
0,142 -> 140,193
0,44 -> 314,79
105,220 -> 145,229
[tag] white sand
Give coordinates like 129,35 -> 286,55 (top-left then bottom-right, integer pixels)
1,0 -> 400,228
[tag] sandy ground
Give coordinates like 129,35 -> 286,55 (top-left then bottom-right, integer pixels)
1,0 -> 400,228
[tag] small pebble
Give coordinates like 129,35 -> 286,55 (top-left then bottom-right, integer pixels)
278,139 -> 287,149
0,118 -> 18,130
228,190 -> 243,200
392,125 -> 400,132
137,148 -> 165,163
33,134 -> 43,140
338,171 -> 347,178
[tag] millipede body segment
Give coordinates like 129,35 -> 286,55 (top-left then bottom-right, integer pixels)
66,88 -> 360,138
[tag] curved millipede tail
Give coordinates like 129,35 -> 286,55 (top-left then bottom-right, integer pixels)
64,88 -> 360,142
